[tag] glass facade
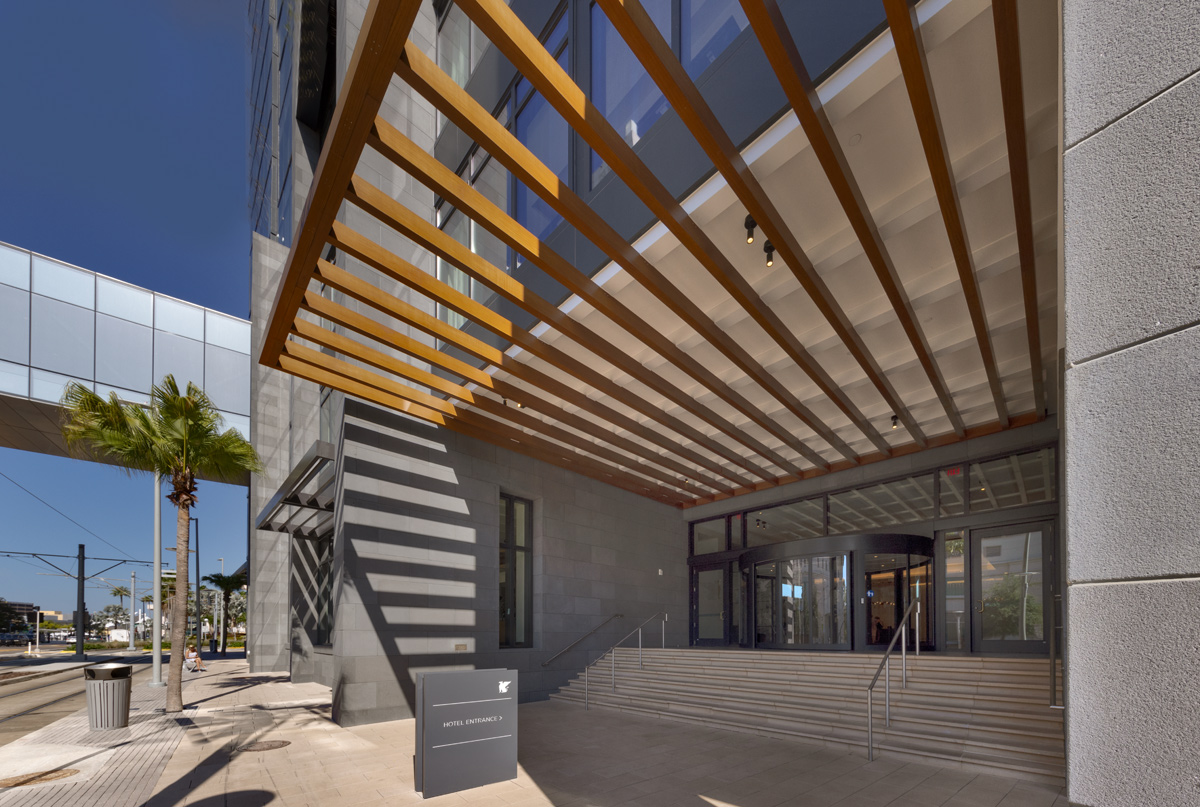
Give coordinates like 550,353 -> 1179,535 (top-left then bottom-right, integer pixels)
499,493 -> 533,647
0,242 -> 251,435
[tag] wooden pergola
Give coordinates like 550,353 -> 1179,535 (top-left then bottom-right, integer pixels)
261,0 -> 1052,508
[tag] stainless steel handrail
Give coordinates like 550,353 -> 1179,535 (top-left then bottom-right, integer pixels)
865,598 -> 920,761
541,613 -> 622,667
583,612 -> 667,710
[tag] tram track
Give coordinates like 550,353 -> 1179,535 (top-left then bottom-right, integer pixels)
0,659 -> 153,731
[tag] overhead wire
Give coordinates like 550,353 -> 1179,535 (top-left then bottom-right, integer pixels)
0,469 -> 137,560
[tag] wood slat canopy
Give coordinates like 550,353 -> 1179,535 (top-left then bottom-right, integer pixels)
260,0 -> 1053,508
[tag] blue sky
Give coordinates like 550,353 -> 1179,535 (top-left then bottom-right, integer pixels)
0,1 -> 252,616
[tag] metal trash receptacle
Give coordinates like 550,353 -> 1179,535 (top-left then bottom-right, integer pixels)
85,663 -> 133,730
209,639 -> 217,653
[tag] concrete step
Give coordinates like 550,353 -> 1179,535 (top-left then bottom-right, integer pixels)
553,647 -> 1065,786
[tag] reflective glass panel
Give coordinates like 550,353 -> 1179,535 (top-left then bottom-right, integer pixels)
515,548 -> 528,645
943,531 -> 966,651
31,368 -> 89,403
0,359 -> 28,397
691,518 -> 725,555
437,3 -> 471,88
30,295 -> 94,379
95,384 -> 151,407
0,244 -> 30,290
154,296 -> 205,341
682,0 -> 748,78
153,331 -> 205,389
513,498 -> 529,547
754,562 -> 776,644
0,284 -> 30,364
780,558 -> 807,645
515,44 -> 569,241
96,277 -> 153,325
747,497 -> 823,546
437,212 -> 470,329
729,512 -> 743,548
32,257 -> 94,308
939,465 -> 966,516
979,530 -> 1044,641
95,314 -> 152,393
218,412 -> 250,440
970,448 -> 1056,512
204,344 -> 251,416
695,568 -> 724,640
205,311 -> 251,354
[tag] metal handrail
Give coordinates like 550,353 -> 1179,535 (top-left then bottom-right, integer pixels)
865,598 -> 920,761
583,612 -> 667,709
541,613 -> 623,667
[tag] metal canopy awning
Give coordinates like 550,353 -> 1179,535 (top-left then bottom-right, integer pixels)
254,440 -> 336,539
260,0 -> 1057,509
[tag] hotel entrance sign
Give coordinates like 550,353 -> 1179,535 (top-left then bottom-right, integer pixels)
414,669 -> 518,798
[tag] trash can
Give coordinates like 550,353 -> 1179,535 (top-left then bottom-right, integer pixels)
209,638 -> 218,653
84,663 -> 133,730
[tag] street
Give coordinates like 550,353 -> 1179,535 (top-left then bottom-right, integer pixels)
0,658 -> 154,747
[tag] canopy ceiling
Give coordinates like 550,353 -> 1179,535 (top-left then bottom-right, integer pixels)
260,0 -> 1059,508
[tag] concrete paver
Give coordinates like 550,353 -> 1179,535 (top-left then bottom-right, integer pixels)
0,655 -> 1070,806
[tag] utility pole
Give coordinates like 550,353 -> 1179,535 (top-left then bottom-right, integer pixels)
192,516 -> 201,647
151,473 -> 164,688
75,544 -> 85,658
127,569 -> 136,651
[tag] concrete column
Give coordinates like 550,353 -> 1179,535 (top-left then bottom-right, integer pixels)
1063,3 -> 1200,805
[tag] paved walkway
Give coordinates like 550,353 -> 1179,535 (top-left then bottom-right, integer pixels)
0,656 -> 1069,807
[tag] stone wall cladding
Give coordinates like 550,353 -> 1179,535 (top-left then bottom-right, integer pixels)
1064,3 -> 1200,804
328,399 -> 686,727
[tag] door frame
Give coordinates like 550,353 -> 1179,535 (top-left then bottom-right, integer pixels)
969,520 -> 1052,654
690,561 -> 730,646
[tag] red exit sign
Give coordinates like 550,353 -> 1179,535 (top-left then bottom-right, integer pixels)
945,467 -> 962,476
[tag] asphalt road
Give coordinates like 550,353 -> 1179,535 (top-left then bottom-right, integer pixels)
0,658 -> 155,747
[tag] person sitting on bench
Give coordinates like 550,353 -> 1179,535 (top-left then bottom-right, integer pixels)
184,644 -> 208,673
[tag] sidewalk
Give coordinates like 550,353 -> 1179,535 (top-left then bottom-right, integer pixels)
0,655 -> 1069,807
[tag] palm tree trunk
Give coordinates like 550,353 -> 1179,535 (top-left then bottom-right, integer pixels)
166,504 -> 191,713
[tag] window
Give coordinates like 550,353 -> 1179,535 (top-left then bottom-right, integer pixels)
590,0 -> 670,187
681,0 -> 748,78
514,13 -> 569,244
499,493 -> 533,648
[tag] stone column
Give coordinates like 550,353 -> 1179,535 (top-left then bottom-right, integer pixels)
1063,4 -> 1200,805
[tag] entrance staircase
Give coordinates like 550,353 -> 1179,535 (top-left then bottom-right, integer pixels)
550,648 -> 1064,785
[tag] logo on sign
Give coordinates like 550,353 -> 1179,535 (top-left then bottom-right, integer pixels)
498,681 -> 511,693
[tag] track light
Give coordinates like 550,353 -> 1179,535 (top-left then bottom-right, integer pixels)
891,414 -> 898,430
744,215 -> 756,244
764,240 -> 774,267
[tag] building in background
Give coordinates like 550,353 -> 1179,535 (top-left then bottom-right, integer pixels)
246,1 -> 1199,805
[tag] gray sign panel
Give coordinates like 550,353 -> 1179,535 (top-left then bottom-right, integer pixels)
414,668 -> 518,798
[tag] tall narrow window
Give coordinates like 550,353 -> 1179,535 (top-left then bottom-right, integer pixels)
499,493 -> 533,647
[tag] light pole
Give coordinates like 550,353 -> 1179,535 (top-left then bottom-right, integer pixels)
190,517 -> 201,647
127,569 -> 137,651
151,473 -> 164,688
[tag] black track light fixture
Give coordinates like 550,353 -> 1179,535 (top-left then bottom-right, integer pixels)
744,215 -> 756,244
891,414 -> 899,430
764,240 -> 775,268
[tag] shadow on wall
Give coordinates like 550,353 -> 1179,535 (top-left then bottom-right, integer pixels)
331,401 -> 491,725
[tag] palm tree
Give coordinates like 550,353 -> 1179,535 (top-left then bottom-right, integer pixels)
110,585 -> 130,609
61,375 -> 261,713
202,571 -> 247,655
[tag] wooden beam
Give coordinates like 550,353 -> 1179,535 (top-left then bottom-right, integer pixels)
992,0 -> 1046,417
594,0 -> 926,449
300,292 -> 735,494
310,260 -> 756,488
280,349 -> 690,505
346,171 -> 827,473
260,0 -> 421,368
289,319 -> 715,497
441,3 -> 898,456
741,0 -> 966,437
368,118 -> 850,465
885,0 -> 1010,426
329,212 -> 786,482
396,48 -> 864,466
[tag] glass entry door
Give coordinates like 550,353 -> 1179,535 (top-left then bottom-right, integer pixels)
865,553 -> 932,649
971,524 -> 1049,653
691,563 -> 728,645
